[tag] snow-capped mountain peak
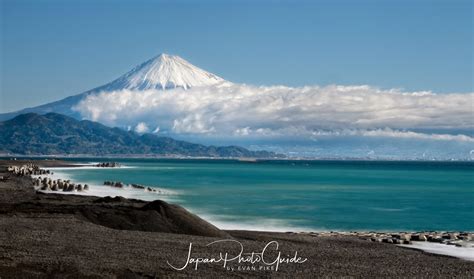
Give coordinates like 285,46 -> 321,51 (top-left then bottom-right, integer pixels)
0,53 -> 229,120
104,53 -> 225,90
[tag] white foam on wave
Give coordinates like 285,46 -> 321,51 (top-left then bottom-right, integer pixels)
37,169 -> 314,232
190,212 -> 316,232
399,242 -> 474,261
42,168 -> 314,232
33,168 -> 180,203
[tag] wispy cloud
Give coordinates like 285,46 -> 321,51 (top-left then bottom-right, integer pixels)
311,128 -> 474,142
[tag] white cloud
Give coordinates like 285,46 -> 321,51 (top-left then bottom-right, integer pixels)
73,84 -> 473,142
134,122 -> 149,133
311,128 -> 474,142
356,129 -> 474,142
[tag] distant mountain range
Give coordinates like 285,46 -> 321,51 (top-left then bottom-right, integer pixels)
0,113 -> 279,158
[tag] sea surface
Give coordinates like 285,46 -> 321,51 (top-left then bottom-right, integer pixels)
49,159 -> 473,232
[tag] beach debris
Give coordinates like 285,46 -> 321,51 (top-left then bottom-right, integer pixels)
103,181 -> 124,188
411,234 -> 427,241
7,163 -> 50,176
96,162 -> 121,168
304,231 -> 474,248
5,164 -> 89,193
131,183 -> 145,190
8,162 -> 169,195
32,177 -> 88,193
0,175 -> 11,182
67,184 -> 75,192
102,180 -> 169,194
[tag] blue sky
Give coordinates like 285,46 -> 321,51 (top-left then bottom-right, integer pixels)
1,0 -> 472,113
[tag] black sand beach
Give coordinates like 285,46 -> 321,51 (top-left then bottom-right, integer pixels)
0,160 -> 473,278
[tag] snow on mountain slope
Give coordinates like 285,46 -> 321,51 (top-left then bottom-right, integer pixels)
102,53 -> 225,90
0,53 -> 228,120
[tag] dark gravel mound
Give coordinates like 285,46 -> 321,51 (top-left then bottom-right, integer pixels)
0,171 -> 227,238
77,198 -> 228,237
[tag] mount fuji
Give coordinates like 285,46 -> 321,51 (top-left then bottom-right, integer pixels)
0,54 -> 228,121
2,53 -> 472,160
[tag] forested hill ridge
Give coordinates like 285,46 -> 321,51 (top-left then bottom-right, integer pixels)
0,113 -> 279,158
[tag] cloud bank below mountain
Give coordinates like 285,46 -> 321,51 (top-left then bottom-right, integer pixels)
74,84 -> 473,145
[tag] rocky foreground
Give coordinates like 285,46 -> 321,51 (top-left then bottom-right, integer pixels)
0,160 -> 473,278
306,231 -> 473,247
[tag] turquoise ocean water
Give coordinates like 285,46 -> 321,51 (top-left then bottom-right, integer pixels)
50,159 -> 473,232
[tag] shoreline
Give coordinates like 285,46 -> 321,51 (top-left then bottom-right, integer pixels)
6,159 -> 474,241
1,160 -> 474,277
37,163 -> 474,234
2,155 -> 474,163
